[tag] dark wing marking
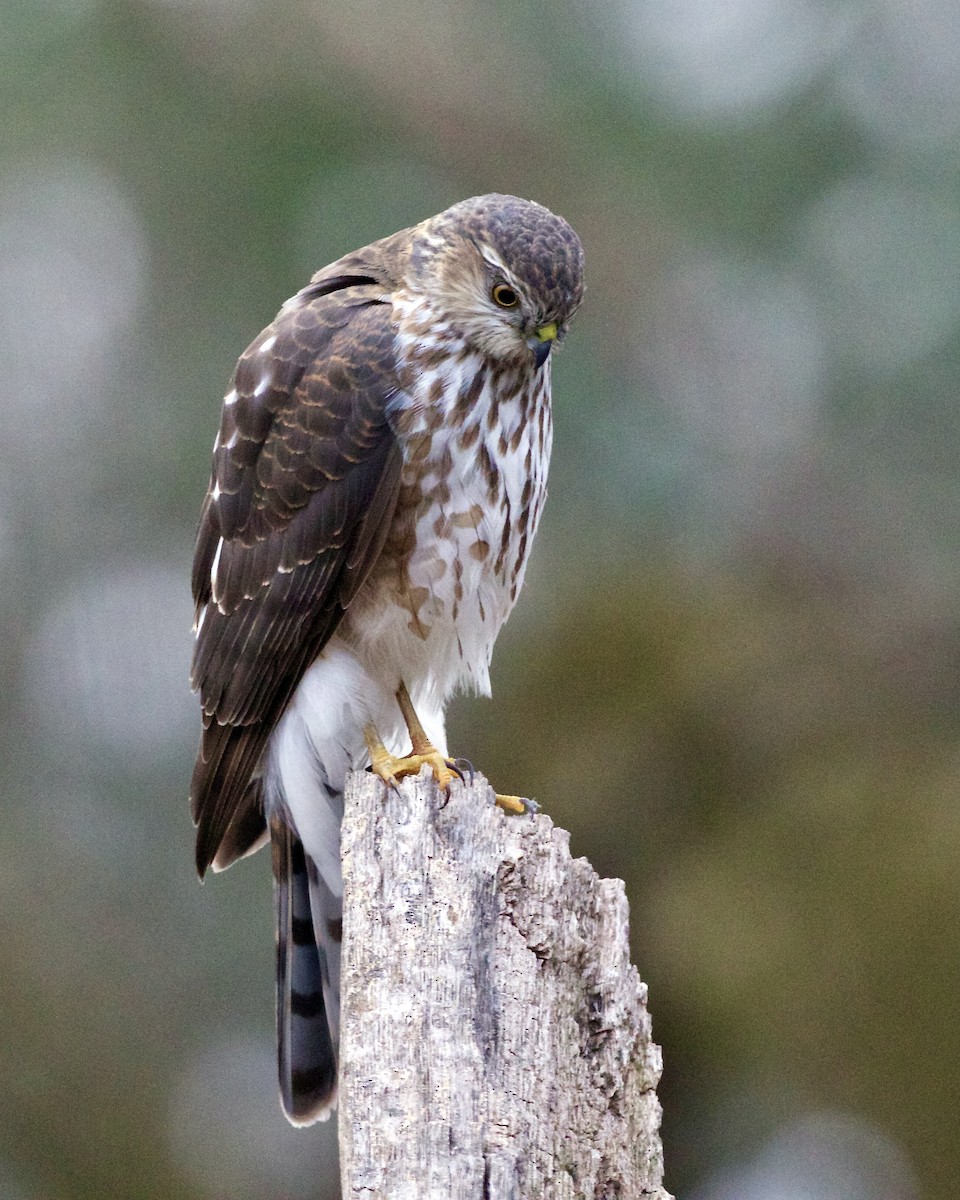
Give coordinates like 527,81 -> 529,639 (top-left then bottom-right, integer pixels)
190,283 -> 403,876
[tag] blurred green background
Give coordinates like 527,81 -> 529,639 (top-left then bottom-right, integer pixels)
2,0 -> 957,1196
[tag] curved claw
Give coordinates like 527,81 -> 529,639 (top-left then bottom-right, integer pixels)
451,757 -> 476,785
366,763 -> 402,796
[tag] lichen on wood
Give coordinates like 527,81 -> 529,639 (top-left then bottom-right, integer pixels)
338,769 -> 671,1200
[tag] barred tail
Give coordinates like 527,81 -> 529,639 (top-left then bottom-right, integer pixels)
271,818 -> 339,1125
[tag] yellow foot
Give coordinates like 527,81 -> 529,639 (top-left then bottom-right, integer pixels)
368,744 -> 462,791
495,794 -> 538,816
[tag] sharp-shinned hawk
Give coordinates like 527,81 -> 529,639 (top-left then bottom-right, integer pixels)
190,193 -> 585,1125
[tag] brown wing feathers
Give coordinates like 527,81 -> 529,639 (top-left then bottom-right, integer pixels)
190,288 -> 403,876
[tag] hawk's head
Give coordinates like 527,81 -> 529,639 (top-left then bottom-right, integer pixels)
407,194 -> 585,369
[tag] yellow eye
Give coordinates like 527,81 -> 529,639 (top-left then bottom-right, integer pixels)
491,283 -> 520,308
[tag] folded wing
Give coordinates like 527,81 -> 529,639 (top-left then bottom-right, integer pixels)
190,277 -> 403,877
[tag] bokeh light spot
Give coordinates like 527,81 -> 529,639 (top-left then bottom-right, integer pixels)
24,561 -> 195,765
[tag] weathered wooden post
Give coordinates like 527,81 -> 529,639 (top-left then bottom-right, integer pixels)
337,769 -> 671,1199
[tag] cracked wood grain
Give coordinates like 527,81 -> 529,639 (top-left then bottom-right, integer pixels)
338,769 -> 672,1200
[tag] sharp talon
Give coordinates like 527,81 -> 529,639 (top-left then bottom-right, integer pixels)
366,762 -> 403,796
445,758 -> 466,783
452,757 -> 475,784
368,746 -> 459,791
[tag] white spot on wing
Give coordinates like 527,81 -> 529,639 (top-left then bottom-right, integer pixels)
194,606 -> 207,637
253,375 -> 271,398
210,537 -> 223,601
259,334 -> 277,354
224,430 -> 238,450
224,388 -> 238,406
211,481 -> 221,502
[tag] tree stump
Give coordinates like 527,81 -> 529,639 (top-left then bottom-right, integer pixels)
338,769 -> 671,1200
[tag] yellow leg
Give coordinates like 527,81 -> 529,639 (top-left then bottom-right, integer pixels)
395,681 -> 437,758
365,683 -> 537,815
363,684 -> 460,790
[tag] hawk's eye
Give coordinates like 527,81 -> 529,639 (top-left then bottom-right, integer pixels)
491,283 -> 519,309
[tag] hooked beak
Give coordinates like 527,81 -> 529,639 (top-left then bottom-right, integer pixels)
528,321 -> 558,370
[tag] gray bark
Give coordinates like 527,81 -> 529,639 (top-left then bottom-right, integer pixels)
338,768 -> 672,1200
